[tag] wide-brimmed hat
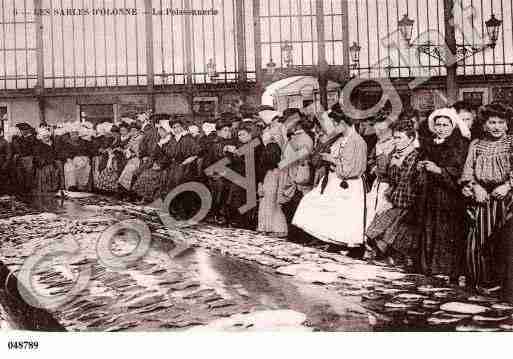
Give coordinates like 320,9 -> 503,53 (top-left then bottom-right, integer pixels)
428,107 -> 470,139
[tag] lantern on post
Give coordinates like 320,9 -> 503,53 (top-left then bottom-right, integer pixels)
281,41 -> 293,67
485,14 -> 502,49
207,58 -> 218,81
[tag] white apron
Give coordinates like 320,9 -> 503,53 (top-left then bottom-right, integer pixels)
64,156 -> 91,190
292,172 -> 365,247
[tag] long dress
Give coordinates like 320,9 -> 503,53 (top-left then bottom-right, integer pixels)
96,150 -> 125,193
365,136 -> 395,229
12,135 -> 37,195
162,133 -> 201,194
281,131 -> 314,224
32,140 -> 61,195
460,135 -> 513,287
292,128 -> 367,247
366,149 -> 421,259
258,168 -> 288,236
118,133 -> 144,191
226,140 -> 265,229
0,138 -> 12,195
90,136 -> 104,191
416,133 -> 469,278
203,136 -> 236,220
132,136 -> 176,202
163,133 -> 203,219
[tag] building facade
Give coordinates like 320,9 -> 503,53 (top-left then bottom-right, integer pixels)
1,0 -> 513,128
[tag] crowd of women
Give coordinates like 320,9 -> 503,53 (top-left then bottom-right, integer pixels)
1,100 -> 513,301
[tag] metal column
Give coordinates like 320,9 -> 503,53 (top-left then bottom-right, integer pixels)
315,0 -> 328,110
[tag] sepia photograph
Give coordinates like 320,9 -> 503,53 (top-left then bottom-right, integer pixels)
0,0 -> 512,356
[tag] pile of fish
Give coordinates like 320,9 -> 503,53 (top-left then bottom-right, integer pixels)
0,210 -> 263,332
2,195 -> 512,332
86,199 -> 513,332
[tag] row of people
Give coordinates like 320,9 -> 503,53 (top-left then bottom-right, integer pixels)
1,101 -> 512,300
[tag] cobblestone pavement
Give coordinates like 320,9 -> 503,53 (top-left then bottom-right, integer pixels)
1,195 -> 513,332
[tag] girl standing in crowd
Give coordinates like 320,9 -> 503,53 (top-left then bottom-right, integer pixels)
293,104 -> 367,253
281,117 -> 315,239
365,115 -> 395,231
365,118 -> 420,266
416,108 -> 470,280
461,102 -> 513,289
258,135 -> 287,238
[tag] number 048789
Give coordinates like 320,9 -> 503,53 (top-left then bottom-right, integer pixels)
7,341 -> 39,350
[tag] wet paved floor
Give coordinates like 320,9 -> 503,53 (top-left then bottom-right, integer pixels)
0,194 -> 512,332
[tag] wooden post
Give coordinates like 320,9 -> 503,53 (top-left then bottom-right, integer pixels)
315,0 -> 328,110
144,0 -> 155,111
444,0 -> 458,103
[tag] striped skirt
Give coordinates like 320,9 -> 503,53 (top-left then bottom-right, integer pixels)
465,195 -> 513,287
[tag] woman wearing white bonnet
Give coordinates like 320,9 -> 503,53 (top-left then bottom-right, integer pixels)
414,106 -> 470,279
427,107 -> 471,140
202,122 -> 216,137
